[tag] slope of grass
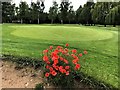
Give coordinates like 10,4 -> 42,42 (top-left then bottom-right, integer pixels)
1,24 -> 118,88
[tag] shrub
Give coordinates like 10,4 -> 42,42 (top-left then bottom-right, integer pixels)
42,43 -> 87,87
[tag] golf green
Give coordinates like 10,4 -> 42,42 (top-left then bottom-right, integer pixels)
11,25 -> 113,41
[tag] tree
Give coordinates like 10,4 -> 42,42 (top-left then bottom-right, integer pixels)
76,5 -> 82,24
15,7 -> 19,22
105,5 -> 120,27
79,1 -> 94,25
19,1 -> 29,24
59,1 -> 70,24
91,2 -> 111,26
2,2 -> 15,23
36,0 -> 45,24
67,5 -> 75,24
48,1 -> 58,24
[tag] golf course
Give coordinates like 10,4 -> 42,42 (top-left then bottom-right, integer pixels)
1,24 -> 118,88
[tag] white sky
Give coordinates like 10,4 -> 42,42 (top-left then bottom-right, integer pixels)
12,0 -> 96,12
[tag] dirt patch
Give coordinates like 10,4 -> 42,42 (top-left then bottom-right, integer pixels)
1,60 -> 92,89
1,60 -> 45,88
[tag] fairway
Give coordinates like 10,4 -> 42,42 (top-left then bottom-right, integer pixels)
2,24 -> 118,88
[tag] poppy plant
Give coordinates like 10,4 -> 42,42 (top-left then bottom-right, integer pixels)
42,43 -> 88,86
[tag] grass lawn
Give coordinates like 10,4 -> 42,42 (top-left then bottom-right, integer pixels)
1,24 -> 118,88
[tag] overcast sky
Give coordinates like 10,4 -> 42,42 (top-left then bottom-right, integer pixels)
13,0 -> 96,12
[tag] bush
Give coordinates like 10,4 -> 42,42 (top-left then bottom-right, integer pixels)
42,43 -> 88,87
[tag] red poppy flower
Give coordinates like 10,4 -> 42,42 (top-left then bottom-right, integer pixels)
84,50 -> 88,54
54,66 -> 59,70
73,55 -> 78,59
66,43 -> 69,47
72,49 -> 77,53
54,59 -> 58,65
46,65 -> 49,69
45,72 -> 50,77
43,56 -> 49,61
66,71 -> 69,75
54,49 -> 59,53
71,54 -> 78,59
51,71 -> 57,76
64,59 -> 69,64
49,46 -> 53,50
65,66 -> 70,70
52,64 -> 55,67
51,52 -> 57,57
62,69 -> 66,73
59,66 -> 63,70
57,46 -> 61,49
43,49 -> 49,54
72,59 -> 78,64
49,67 -> 53,72
75,64 -> 80,70
59,69 -> 63,73
79,53 -> 82,57
71,54 -> 75,57
59,69 -> 66,73
60,57 -> 64,61
62,51 -> 66,54
59,48 -> 63,52
52,54 -> 59,61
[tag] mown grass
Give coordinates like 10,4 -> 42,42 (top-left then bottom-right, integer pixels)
1,24 -> 118,88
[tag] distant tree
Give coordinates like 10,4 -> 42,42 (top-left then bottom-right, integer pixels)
48,1 -> 58,24
91,2 -> 111,26
76,5 -> 82,24
67,5 -> 75,24
30,2 -> 38,23
39,1 -> 45,23
59,1 -> 70,24
91,3 -> 99,25
2,2 -> 15,23
105,5 -> 120,26
19,1 -> 29,24
80,1 -> 94,25
15,7 -> 19,22
36,1 -> 41,24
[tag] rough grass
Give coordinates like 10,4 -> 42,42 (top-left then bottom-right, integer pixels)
1,24 -> 118,88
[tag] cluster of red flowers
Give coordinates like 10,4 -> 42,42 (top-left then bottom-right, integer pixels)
43,43 -> 87,78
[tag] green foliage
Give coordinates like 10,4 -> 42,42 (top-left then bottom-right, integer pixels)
59,1 -> 70,23
2,1 -> 120,25
78,2 -> 94,25
48,1 -> 58,23
19,1 -> 29,23
35,83 -> 44,90
91,2 -> 110,25
2,2 -> 15,23
67,5 -> 75,24
105,5 -> 120,26
76,5 -> 82,23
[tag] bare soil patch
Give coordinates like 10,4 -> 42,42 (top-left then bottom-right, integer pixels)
1,60 -> 92,89
1,60 -> 45,88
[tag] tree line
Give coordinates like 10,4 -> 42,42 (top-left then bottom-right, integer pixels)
2,0 -> 120,26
